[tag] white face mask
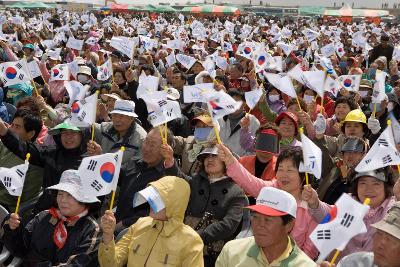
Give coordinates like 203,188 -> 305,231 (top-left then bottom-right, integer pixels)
359,90 -> 368,98
77,75 -> 89,83
303,95 -> 314,104
268,95 -> 280,102
387,102 -> 394,112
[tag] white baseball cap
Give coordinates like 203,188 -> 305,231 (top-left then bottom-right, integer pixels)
247,187 -> 297,218
110,100 -> 138,118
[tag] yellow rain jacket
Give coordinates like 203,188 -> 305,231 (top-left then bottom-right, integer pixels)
98,176 -> 204,267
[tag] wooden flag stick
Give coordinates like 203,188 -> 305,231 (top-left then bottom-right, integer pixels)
329,198 -> 371,264
91,124 -> 95,141
372,103 -> 377,118
23,56 -> 39,96
159,125 -> 166,144
295,97 -> 302,111
214,123 -> 222,144
15,153 -> 30,213
109,146 -> 125,210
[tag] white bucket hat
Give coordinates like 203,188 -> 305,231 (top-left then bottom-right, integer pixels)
47,170 -> 100,203
110,100 -> 138,117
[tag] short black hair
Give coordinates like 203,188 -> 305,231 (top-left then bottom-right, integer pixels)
335,96 -> 358,110
228,89 -> 245,101
140,64 -> 155,76
281,214 -> 295,225
231,62 -> 244,73
172,69 -> 187,81
13,109 -> 43,141
275,148 -> 311,187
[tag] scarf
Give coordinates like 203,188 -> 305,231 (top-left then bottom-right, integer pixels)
49,207 -> 88,249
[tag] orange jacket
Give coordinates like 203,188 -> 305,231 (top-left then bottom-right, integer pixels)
238,155 -> 277,181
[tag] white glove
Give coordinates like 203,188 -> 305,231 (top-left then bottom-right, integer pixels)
313,113 -> 326,135
368,117 -> 381,135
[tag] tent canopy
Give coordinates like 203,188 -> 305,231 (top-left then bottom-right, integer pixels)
182,5 -> 241,16
143,5 -> 176,13
9,2 -> 54,9
324,6 -> 389,17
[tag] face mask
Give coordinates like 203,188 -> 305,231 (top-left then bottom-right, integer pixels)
369,102 -> 382,113
358,90 -> 368,98
77,75 -> 89,84
387,102 -> 394,112
194,127 -> 212,142
303,95 -> 314,104
268,95 -> 280,102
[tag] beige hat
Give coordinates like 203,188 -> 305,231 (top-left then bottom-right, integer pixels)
372,201 -> 400,240
78,66 -> 92,76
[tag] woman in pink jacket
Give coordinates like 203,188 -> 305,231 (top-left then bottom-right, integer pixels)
217,144 -> 319,260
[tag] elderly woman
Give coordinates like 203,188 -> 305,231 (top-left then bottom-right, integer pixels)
184,146 -> 247,267
275,111 -> 302,151
303,168 -> 396,261
217,145 -> 319,259
2,170 -> 101,266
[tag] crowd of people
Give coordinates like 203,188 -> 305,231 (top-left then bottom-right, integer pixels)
0,6 -> 399,267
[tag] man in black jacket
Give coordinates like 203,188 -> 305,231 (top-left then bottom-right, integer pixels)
114,127 -> 183,232
370,35 -> 394,63
0,121 -> 90,215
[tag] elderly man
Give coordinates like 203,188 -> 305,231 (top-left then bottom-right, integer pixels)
89,100 -> 147,177
215,187 -> 316,267
114,127 -> 183,231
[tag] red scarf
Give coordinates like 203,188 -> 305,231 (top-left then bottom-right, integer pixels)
48,208 -> 88,249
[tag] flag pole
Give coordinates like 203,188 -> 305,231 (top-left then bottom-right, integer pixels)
329,198 -> 371,264
387,120 -> 400,174
23,56 -> 39,96
214,123 -> 222,144
91,91 -> 99,141
109,146 -> 125,210
15,153 -> 30,214
299,127 -> 309,185
372,103 -> 377,118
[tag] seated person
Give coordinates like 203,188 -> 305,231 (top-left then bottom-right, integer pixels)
2,170 -> 101,266
184,146 -> 247,267
0,109 -> 43,218
99,176 -> 204,267
216,187 -> 316,266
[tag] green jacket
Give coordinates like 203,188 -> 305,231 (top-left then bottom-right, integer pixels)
216,236 -> 316,267
0,141 -> 43,218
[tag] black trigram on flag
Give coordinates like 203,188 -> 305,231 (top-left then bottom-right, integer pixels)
364,159 -> 371,165
166,109 -> 173,117
308,156 -> 316,169
87,160 -> 97,171
3,176 -> 11,188
15,169 -> 24,178
382,155 -> 393,165
226,104 -> 235,109
18,73 -> 24,80
341,213 -> 354,228
91,179 -> 103,192
378,138 -> 389,147
15,62 -> 22,69
78,111 -> 86,122
114,154 -> 118,162
317,229 -> 331,240
158,100 -> 167,107
81,99 -> 87,105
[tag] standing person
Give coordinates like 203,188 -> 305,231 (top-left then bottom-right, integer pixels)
370,35 -> 394,63
2,170 -> 101,266
215,187 -> 316,267
99,176 -> 204,267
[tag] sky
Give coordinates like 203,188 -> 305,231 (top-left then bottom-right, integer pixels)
105,0 -> 398,9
